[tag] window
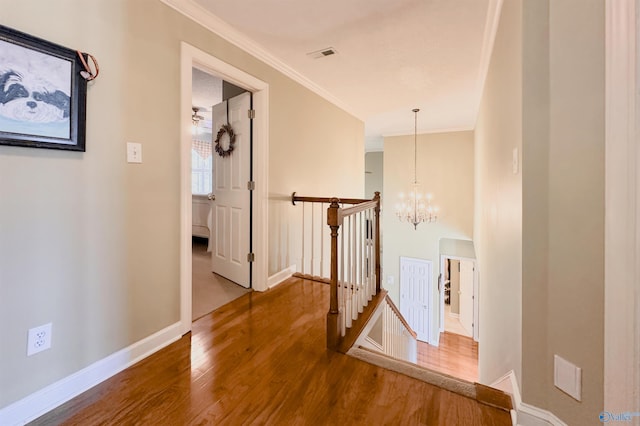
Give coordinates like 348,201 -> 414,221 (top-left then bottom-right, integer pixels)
192,137 -> 212,195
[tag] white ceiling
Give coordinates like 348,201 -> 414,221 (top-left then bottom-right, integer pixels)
173,0 -> 497,151
192,67 -> 222,132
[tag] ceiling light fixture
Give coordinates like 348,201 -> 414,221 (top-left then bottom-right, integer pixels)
192,107 -> 205,136
192,107 -> 204,126
395,108 -> 438,229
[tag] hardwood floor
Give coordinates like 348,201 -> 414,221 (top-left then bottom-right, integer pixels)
417,332 -> 479,383
31,278 -> 509,425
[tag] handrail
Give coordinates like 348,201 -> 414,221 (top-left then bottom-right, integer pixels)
384,295 -> 418,339
339,199 -> 379,220
291,192 -> 371,206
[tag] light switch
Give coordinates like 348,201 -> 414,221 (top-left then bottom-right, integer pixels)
387,275 -> 395,285
127,142 -> 142,164
512,148 -> 519,174
554,354 -> 582,401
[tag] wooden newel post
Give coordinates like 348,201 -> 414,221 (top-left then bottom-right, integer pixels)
374,191 -> 381,293
326,198 -> 341,350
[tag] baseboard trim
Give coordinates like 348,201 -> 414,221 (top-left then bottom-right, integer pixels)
519,403 -> 567,426
490,370 -> 567,426
0,322 -> 182,426
267,265 -> 296,289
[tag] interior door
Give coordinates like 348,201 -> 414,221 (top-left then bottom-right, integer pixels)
400,257 -> 432,343
459,260 -> 474,335
210,92 -> 252,288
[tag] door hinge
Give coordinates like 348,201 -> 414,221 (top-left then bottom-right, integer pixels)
248,109 -> 255,119
247,253 -> 255,263
247,180 -> 255,191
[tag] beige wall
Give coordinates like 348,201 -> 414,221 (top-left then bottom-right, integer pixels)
474,0 -> 523,388
521,0 -> 550,405
545,0 -> 604,421
0,0 -> 363,409
382,131 -> 474,342
439,238 -> 476,259
477,0 -> 605,423
268,82 -> 364,275
365,151 -> 383,199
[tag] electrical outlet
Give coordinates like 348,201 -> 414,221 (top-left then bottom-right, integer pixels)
27,323 -> 52,356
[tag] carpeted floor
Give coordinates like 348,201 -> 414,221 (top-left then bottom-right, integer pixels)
192,237 -> 251,321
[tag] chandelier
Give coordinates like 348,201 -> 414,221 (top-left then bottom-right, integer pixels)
395,108 -> 438,229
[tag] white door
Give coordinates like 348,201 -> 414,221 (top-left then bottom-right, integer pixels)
459,260 -> 474,335
210,92 -> 252,288
400,257 -> 432,343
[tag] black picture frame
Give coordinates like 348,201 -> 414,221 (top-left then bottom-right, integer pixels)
0,25 -> 87,151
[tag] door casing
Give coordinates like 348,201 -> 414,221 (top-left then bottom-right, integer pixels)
180,42 -> 269,334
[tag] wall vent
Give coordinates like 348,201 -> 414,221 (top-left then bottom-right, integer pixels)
307,47 -> 338,59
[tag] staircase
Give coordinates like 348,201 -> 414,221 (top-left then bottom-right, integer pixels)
292,192 -> 416,357
292,192 -> 514,416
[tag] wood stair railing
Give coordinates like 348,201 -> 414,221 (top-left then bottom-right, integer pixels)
292,192 -> 382,352
291,193 -> 372,284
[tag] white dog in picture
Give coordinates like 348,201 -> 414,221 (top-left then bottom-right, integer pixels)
0,36 -> 72,127
0,69 -> 70,124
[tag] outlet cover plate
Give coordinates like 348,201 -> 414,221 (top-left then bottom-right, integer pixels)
27,323 -> 52,356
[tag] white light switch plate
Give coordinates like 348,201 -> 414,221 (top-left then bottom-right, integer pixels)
127,142 -> 142,163
512,148 -> 519,174
554,354 -> 582,401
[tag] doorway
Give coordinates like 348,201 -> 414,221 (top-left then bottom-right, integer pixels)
439,255 -> 478,341
180,42 -> 269,334
190,68 -> 252,321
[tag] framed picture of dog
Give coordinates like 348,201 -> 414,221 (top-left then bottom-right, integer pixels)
0,25 -> 87,151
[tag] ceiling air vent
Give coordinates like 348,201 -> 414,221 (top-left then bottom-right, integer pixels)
307,47 -> 338,59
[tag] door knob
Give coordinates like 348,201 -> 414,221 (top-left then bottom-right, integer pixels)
208,193 -> 216,201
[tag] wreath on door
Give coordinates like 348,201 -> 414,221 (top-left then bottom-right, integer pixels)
214,124 -> 236,158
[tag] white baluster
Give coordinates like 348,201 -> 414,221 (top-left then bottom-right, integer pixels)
310,203 -> 315,277
301,202 -> 305,275
357,214 -> 362,316
351,215 -> 357,321
320,203 -> 324,278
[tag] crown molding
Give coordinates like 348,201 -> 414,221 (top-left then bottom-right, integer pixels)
159,0 -> 362,121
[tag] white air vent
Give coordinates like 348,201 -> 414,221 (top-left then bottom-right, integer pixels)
307,47 -> 338,59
